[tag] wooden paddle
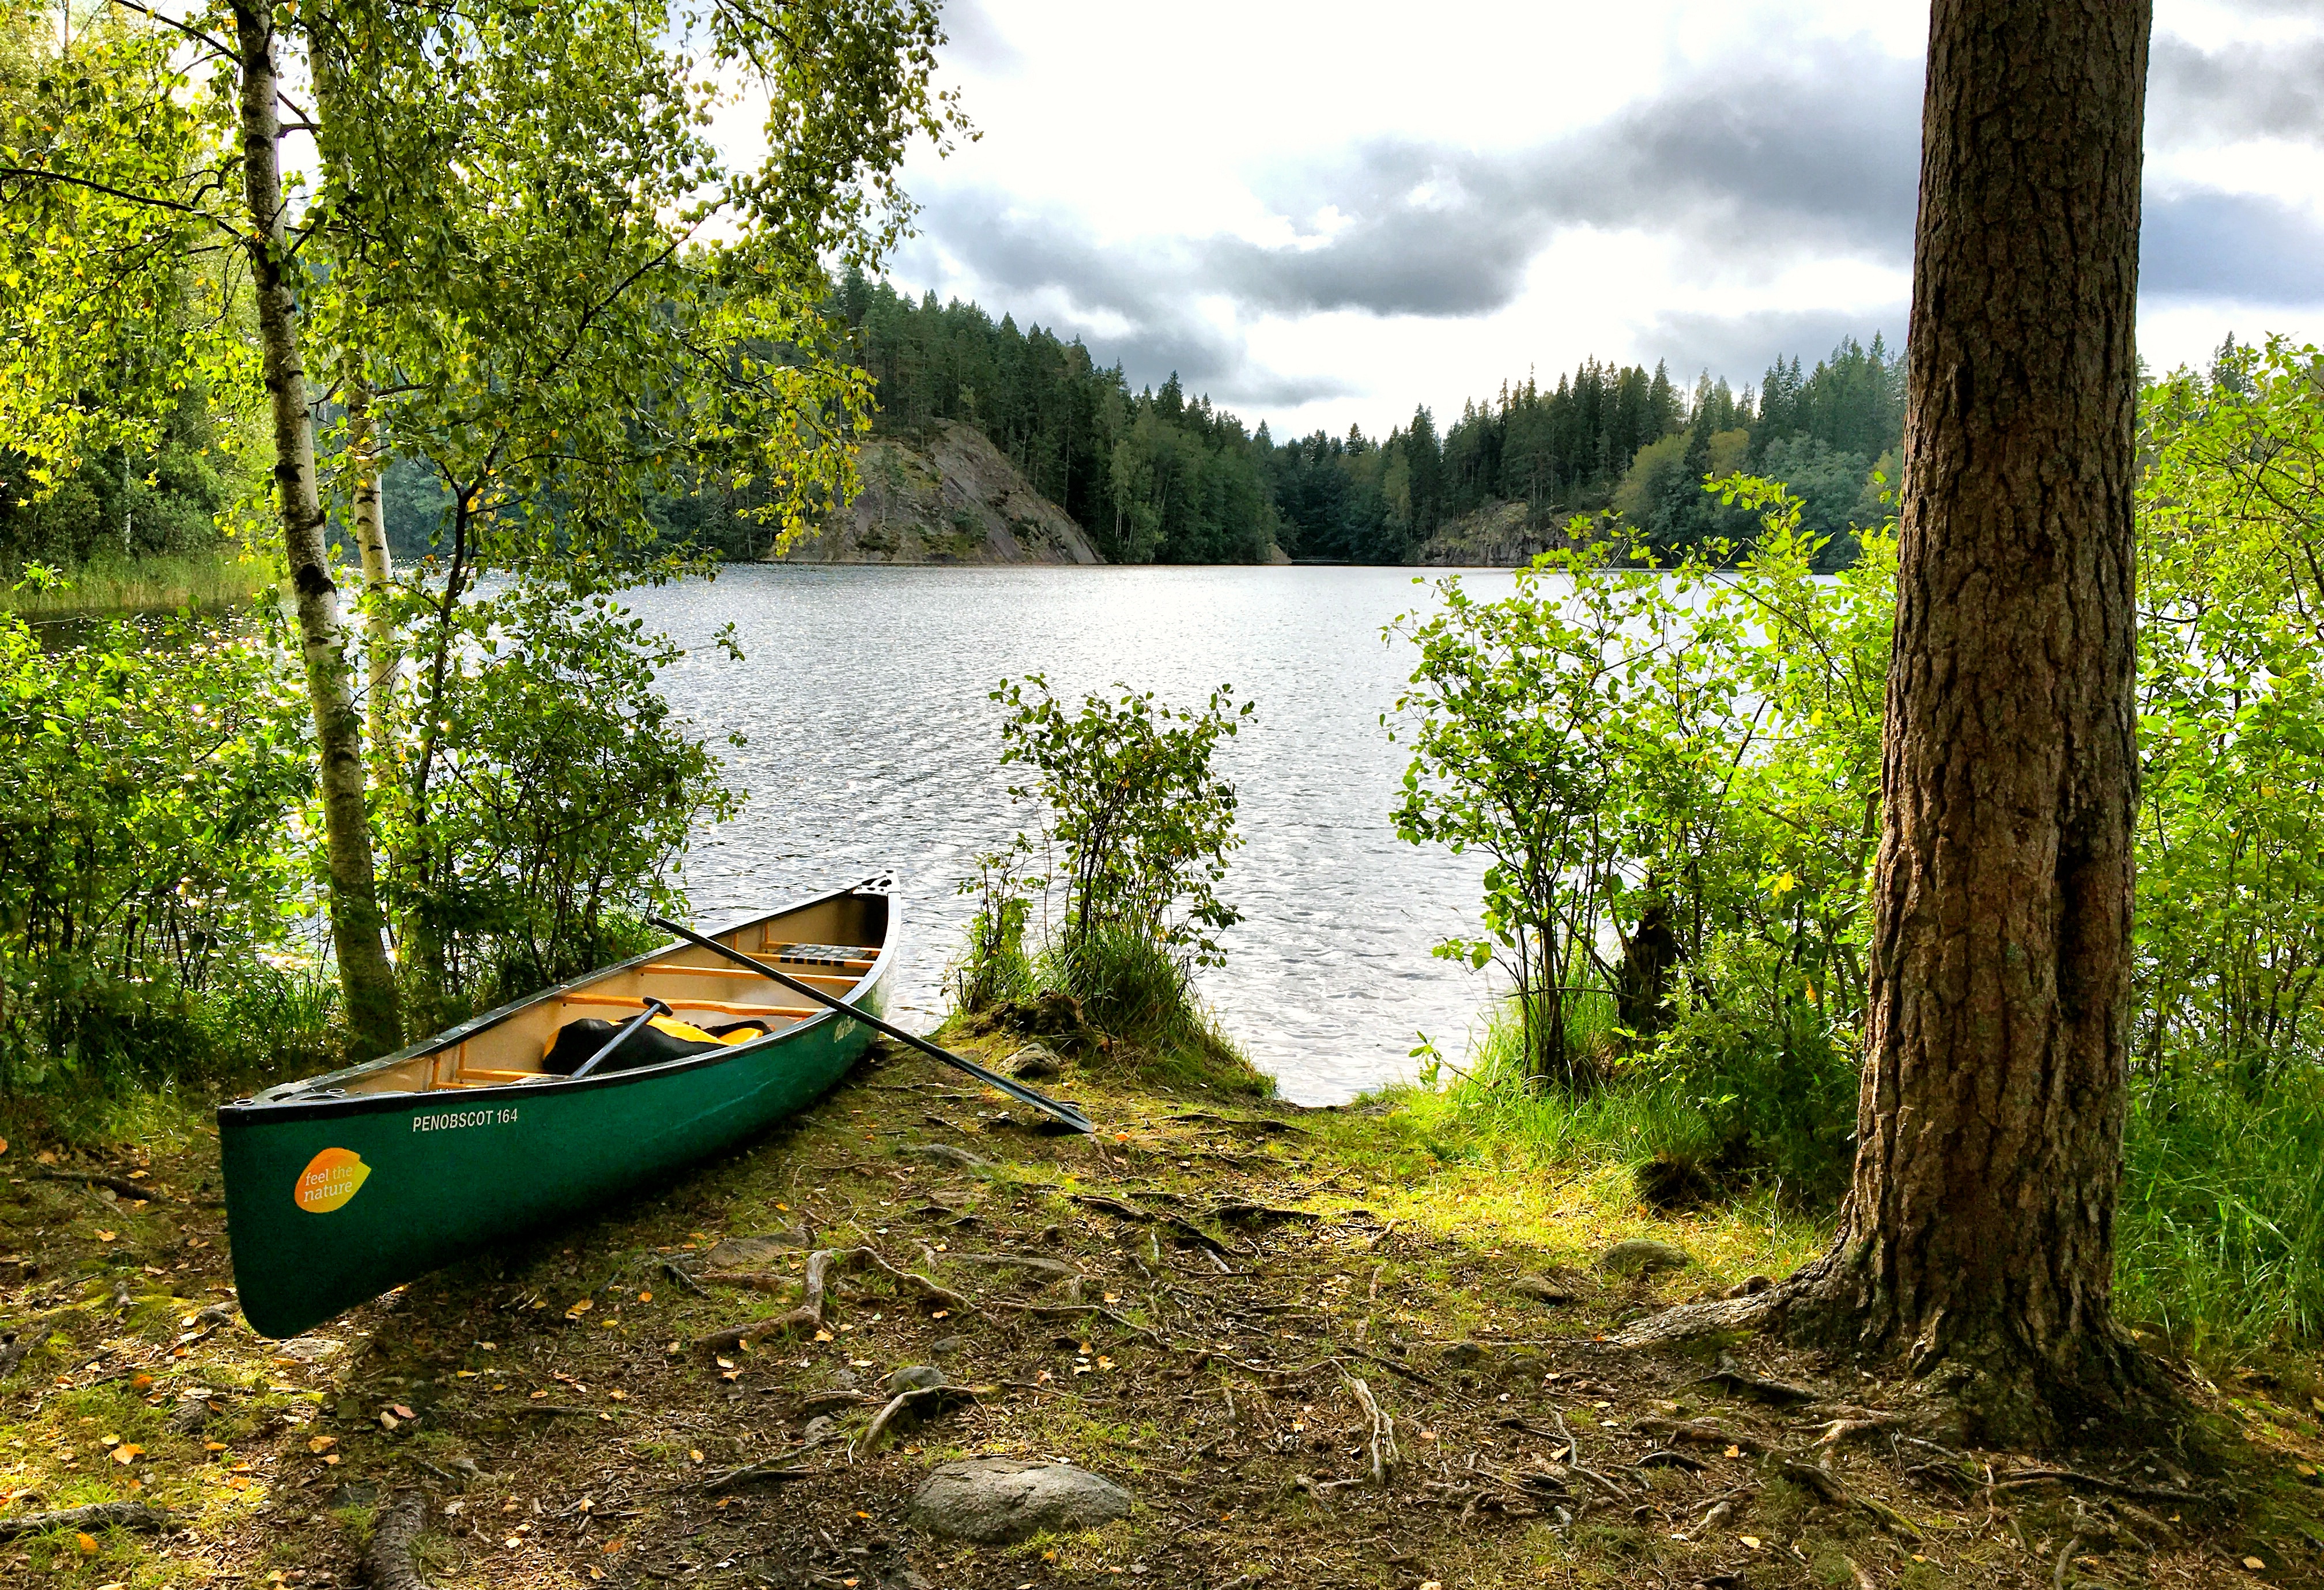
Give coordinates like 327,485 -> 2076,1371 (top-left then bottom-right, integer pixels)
646,915 -> 1095,1135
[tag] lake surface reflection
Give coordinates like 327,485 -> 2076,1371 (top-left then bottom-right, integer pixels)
628,564 -> 1521,1103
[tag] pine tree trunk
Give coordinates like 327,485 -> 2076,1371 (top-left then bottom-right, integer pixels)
1777,0 -> 2156,1444
232,1 -> 402,1060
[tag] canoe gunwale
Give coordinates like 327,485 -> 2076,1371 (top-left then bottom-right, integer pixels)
219,878 -> 897,1129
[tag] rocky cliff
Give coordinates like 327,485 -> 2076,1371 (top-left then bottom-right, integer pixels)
1414,499 -> 1598,567
772,420 -> 1103,565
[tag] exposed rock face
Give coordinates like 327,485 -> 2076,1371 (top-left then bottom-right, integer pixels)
776,420 -> 1103,565
906,1457 -> 1132,1542
1416,499 -> 1594,567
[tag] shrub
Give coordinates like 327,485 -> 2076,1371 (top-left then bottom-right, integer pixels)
956,676 -> 1263,1091
0,598 -> 312,1091
387,583 -> 738,1026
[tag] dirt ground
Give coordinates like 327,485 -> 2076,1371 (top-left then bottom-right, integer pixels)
5,1033 -> 2323,1589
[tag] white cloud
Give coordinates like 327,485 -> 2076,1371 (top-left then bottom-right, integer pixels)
821,0 -> 2324,435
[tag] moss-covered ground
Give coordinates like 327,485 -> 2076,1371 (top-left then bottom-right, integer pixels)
4,1030 -> 2322,1589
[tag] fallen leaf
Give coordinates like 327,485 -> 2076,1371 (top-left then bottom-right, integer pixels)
204,1441 -> 227,1452
689,1450 -> 704,1463
37,1148 -> 58,1165
813,1329 -> 833,1343
310,1434 -> 339,1452
76,1532 -> 99,1554
2244,1558 -> 2266,1571
391,1404 -> 414,1419
565,1299 -> 593,1318
323,1453 -> 341,1465
1724,1444 -> 1742,1459
1740,1536 -> 1763,1549
530,1389 -> 549,1400
637,1291 -> 652,1302
609,1389 -> 629,1401
96,1230 -> 118,1242
379,1411 -> 400,1431
715,1356 -> 735,1370
112,1444 -> 142,1465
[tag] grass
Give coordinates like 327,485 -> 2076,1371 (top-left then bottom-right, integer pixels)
3,548 -> 273,619
1412,994 -> 2324,1358
1039,926 -> 1269,1096
2119,1068 -> 2324,1353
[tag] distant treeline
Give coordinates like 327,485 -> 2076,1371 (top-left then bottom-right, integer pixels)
810,276 -> 1907,567
380,273 -> 1905,570
835,272 -> 1277,563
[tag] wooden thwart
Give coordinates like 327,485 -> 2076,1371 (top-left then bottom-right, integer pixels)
558,992 -> 816,1019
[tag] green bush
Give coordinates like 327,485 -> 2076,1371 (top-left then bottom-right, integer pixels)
387,584 -> 739,1026
1399,337 -> 2324,1343
955,676 -> 1263,1091
0,598 -> 314,1091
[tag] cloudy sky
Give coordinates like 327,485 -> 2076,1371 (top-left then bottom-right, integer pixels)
842,0 -> 2324,440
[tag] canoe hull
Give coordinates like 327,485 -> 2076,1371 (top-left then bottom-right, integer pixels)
220,887 -> 890,1339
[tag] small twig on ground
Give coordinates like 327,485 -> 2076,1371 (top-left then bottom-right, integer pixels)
1774,1459 -> 1923,1543
1992,1468 -> 2204,1505
1340,1369 -> 1398,1485
695,1247 -> 969,1351
990,1301 -> 1166,1347
658,1260 -> 712,1299
2054,1532 -> 2082,1590
703,1446 -> 822,1493
1633,1416 -> 1769,1457
851,1384 -> 978,1460
25,1169 -> 168,1202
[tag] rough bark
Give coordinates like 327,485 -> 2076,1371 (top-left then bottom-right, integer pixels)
1620,0 -> 2161,1448
232,2 -> 401,1060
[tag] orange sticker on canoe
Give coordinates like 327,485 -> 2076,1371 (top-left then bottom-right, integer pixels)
295,1147 -> 371,1214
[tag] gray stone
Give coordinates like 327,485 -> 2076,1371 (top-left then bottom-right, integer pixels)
1596,1238 -> 1691,1277
827,1369 -> 860,1391
884,1365 -> 946,1393
927,1335 -> 970,1358
1005,1043 -> 1064,1082
702,1230 -> 809,1269
1512,1272 -> 1579,1305
907,1457 -> 1132,1543
799,1415 -> 837,1445
899,1143 -> 990,1170
1442,1341 -> 1487,1369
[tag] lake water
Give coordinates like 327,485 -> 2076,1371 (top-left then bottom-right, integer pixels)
626,564 -> 1523,1104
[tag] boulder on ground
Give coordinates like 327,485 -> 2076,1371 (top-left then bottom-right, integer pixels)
1511,1272 -> 1580,1305
702,1230 -> 809,1268
884,1365 -> 946,1393
907,1457 -> 1131,1543
1597,1238 -> 1691,1277
1006,1043 -> 1064,1082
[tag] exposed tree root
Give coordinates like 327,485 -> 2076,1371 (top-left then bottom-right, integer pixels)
362,1494 -> 430,1590
695,1246 -> 971,1352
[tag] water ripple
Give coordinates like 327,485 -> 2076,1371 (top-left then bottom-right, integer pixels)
632,563 -> 1519,1103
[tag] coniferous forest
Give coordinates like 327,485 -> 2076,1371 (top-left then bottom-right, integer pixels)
784,273 -> 1908,567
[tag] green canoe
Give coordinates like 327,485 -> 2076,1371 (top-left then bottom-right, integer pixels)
219,880 -> 896,1339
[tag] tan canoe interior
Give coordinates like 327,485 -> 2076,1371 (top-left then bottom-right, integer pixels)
337,894 -> 886,1096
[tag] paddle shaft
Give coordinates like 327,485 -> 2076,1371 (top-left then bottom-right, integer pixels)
571,998 -> 670,1080
646,916 -> 1094,1134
